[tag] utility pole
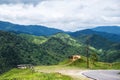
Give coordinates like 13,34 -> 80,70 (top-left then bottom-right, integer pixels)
86,37 -> 90,68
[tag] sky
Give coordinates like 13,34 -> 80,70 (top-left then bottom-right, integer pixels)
0,0 -> 120,31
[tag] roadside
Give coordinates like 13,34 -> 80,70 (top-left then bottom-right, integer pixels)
35,66 -> 91,80
56,70 -> 91,80
82,70 -> 120,80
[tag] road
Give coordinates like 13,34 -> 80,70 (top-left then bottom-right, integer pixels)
82,70 -> 120,80
35,66 -> 120,80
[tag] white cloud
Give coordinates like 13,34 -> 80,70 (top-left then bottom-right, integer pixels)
0,0 -> 120,31
0,0 -> 44,5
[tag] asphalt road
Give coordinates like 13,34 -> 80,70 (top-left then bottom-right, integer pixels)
82,70 -> 120,80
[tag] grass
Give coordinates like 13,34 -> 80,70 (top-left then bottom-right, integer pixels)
34,65 -> 90,80
60,56 -> 120,69
0,68 -> 72,80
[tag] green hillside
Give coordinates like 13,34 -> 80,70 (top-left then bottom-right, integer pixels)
60,56 -> 120,69
52,33 -> 81,47
0,31 -> 89,73
40,36 -> 84,64
19,34 -> 48,44
69,32 -> 120,63
74,34 -> 114,50
0,69 -> 72,80
0,30 -> 44,73
16,32 -> 120,63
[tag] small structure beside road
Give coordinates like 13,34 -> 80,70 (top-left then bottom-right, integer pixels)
17,64 -> 33,69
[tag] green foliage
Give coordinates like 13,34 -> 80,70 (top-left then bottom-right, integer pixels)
62,57 -> 120,69
40,37 -> 84,64
99,50 -> 120,62
70,32 -> 120,63
52,33 -> 81,47
0,68 -> 72,80
0,31 -> 49,73
0,31 -> 86,73
90,53 -> 98,65
19,34 -> 47,44
73,34 -> 114,50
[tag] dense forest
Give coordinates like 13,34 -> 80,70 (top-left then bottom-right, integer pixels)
0,31 -> 88,73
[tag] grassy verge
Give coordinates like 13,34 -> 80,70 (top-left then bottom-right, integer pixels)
60,56 -> 120,69
0,68 -> 72,80
69,59 -> 120,69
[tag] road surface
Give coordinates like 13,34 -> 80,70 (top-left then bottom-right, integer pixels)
82,70 -> 120,80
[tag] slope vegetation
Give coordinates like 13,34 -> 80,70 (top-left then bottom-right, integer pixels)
60,56 -> 120,69
0,68 -> 72,80
0,31 -> 89,73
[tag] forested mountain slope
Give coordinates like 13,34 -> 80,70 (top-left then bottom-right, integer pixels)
0,31 -> 88,73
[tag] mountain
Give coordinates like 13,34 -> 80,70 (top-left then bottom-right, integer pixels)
92,26 -> 120,35
69,29 -> 120,50
0,30 -> 87,73
22,32 -> 120,63
0,30 -> 66,73
0,30 -> 120,74
69,29 -> 120,62
0,30 -> 37,73
0,21 -> 63,36
51,33 -> 81,47
0,21 -> 120,73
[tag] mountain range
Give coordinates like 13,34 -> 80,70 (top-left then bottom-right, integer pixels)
1,21 -> 120,36
0,21 -> 120,73
0,20 -> 120,51
69,29 -> 120,50
92,26 -> 120,35
0,21 -> 63,36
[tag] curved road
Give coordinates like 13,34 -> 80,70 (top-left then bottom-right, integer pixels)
82,70 -> 120,80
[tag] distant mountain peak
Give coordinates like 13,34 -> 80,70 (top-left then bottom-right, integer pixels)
0,21 -> 64,36
92,26 -> 120,35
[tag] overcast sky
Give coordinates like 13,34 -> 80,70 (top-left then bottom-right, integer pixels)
0,0 -> 120,31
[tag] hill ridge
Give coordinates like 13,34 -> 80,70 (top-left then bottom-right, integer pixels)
0,21 -> 64,36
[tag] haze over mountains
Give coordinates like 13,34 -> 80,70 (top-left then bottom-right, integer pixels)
0,21 -> 120,73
